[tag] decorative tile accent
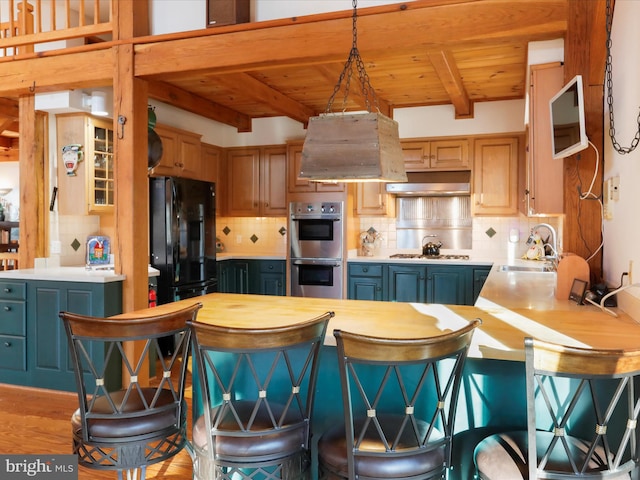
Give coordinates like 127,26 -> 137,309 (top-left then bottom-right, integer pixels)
485,227 -> 497,238
71,238 -> 81,251
222,226 -> 231,236
279,227 -> 286,236
367,226 -> 378,235
250,234 -> 258,243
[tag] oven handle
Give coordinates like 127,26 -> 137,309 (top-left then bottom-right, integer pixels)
291,259 -> 342,267
290,217 -> 342,222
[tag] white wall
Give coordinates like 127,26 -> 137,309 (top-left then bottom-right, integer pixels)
0,162 -> 19,220
603,0 -> 640,300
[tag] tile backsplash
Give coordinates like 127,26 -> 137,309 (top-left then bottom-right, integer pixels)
55,214 -> 101,265
217,217 -> 288,255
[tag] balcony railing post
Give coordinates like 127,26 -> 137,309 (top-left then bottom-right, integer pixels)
16,1 -> 34,54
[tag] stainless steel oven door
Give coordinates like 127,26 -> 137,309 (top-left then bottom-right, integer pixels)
290,259 -> 343,299
290,201 -> 344,260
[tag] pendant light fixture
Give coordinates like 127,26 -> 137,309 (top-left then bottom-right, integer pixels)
300,0 -> 407,183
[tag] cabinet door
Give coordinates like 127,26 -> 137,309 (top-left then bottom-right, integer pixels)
28,281 -> 122,392
227,148 -> 260,216
287,142 -> 344,193
426,265 -> 468,305
150,126 -> 178,176
89,118 -> 115,212
202,143 -> 222,184
472,267 -> 491,305
356,182 -> 395,216
430,139 -> 469,170
473,136 -> 520,216
402,142 -> 430,171
387,265 -> 426,303
527,63 -> 564,215
348,264 -> 384,301
261,146 -> 288,216
178,133 -> 202,179
254,260 -> 285,296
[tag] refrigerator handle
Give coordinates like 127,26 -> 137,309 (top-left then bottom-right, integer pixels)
171,179 -> 180,282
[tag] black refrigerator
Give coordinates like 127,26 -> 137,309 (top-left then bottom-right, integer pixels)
150,177 -> 217,306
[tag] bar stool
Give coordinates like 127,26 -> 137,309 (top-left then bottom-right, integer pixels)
473,337 -> 640,480
188,310 -> 333,479
318,319 -> 481,480
60,302 -> 202,480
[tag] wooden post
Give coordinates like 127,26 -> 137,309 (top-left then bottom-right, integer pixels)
113,0 -> 151,384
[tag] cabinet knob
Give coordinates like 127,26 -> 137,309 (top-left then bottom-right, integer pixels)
3,288 -> 10,293
363,267 -> 368,273
4,306 -> 10,311
268,265 -> 274,270
3,341 -> 10,347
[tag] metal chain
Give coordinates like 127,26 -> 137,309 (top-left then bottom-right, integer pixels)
605,0 -> 640,154
324,0 -> 380,114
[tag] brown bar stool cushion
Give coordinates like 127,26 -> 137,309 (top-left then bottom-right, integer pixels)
474,430 -> 632,480
71,389 -> 180,439
192,399 -> 306,459
319,414 -> 445,478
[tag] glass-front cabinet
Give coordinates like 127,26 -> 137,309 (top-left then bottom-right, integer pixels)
56,113 -> 115,214
90,121 -> 114,211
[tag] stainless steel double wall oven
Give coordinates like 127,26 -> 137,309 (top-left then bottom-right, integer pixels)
289,201 -> 344,298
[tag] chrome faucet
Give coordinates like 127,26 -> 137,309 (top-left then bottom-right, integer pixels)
528,223 -> 559,265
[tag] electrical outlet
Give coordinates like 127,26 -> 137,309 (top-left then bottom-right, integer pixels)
612,176 -> 620,201
630,260 -> 634,285
50,240 -> 61,254
236,234 -> 242,244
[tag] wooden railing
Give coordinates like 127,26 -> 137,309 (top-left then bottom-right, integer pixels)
0,0 -> 112,57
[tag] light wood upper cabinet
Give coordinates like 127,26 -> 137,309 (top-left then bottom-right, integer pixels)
56,113 -> 115,215
402,138 -> 469,171
473,135 -> 521,216
149,124 -> 202,179
355,182 -> 395,216
525,63 -> 564,216
286,141 -> 345,193
201,143 -> 222,184
226,146 -> 287,217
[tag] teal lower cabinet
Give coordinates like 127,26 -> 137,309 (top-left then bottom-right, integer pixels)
348,264 -> 384,301
472,267 -> 491,305
0,279 -> 123,391
217,259 -> 285,296
348,262 -> 492,305
255,260 -> 285,296
387,265 -> 427,303
218,259 -> 251,294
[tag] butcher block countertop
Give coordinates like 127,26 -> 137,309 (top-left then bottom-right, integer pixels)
116,263 -> 640,362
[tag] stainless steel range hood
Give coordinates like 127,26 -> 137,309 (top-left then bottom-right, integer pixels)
386,171 -> 471,196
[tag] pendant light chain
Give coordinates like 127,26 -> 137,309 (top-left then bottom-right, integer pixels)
605,0 -> 640,154
324,0 -> 380,114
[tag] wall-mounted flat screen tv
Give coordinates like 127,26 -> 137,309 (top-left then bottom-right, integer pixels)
549,74 -> 589,160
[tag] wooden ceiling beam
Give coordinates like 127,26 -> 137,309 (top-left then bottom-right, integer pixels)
0,98 -> 19,119
147,80 -> 252,132
427,49 -> 473,119
213,73 -> 316,125
134,1 -> 566,78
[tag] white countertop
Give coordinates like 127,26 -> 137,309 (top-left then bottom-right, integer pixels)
0,265 -> 159,283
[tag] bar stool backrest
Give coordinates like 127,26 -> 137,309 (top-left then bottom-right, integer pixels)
524,337 -> 640,479
333,318 -> 481,480
188,310 -> 333,479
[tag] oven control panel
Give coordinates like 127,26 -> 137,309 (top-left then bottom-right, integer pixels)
290,201 -> 342,216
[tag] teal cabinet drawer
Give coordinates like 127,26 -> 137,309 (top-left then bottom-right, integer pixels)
0,282 -> 26,301
349,264 -> 383,277
259,260 -> 285,274
0,301 -> 26,336
0,336 -> 26,371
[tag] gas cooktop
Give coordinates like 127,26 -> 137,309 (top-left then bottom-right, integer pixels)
389,253 -> 470,260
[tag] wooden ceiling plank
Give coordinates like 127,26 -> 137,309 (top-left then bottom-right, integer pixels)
134,1 -> 567,78
428,49 -> 472,118
148,80 -> 252,132
214,73 -> 316,124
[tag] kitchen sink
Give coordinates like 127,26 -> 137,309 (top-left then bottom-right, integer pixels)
497,264 -> 556,273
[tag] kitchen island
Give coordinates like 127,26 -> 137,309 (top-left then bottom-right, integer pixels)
115,266 -> 640,479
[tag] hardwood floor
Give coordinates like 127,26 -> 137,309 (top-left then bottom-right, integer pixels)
0,381 -> 195,479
